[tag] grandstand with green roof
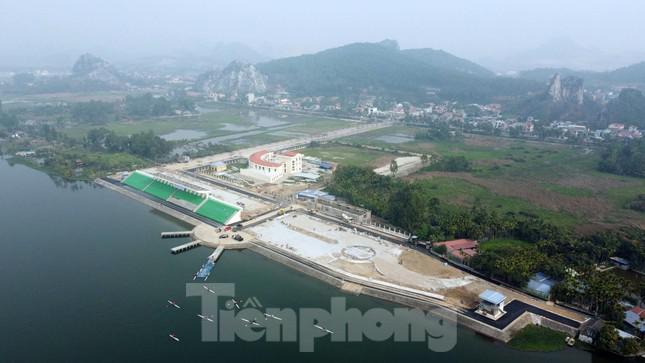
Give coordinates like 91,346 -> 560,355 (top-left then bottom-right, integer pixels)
122,171 -> 154,191
145,180 -> 176,200
121,171 -> 241,225
196,198 -> 242,225
172,189 -> 205,206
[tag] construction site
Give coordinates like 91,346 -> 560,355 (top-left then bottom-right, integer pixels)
99,120 -> 590,344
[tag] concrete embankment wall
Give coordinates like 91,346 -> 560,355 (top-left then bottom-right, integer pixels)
246,240 -> 570,343
247,243 -> 344,289
96,178 -> 202,226
537,315 -> 579,337
200,240 -> 253,250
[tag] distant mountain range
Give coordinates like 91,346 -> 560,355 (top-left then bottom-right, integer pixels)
121,42 -> 269,75
256,40 -> 540,103
518,62 -> 645,90
482,38 -> 645,73
5,39 -> 645,126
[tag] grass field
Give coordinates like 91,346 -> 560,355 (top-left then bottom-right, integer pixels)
1,90 -> 136,108
222,133 -> 292,149
283,118 -> 356,133
508,325 -> 567,352
413,176 -> 582,228
342,126 -> 645,233
303,144 -> 399,168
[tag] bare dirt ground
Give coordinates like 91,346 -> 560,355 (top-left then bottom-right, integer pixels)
381,248 -> 585,321
399,249 -> 464,278
555,174 -> 636,193
371,154 -> 399,168
260,180 -> 326,199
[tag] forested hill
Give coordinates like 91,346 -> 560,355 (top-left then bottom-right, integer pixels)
401,48 -> 495,78
257,40 -> 541,103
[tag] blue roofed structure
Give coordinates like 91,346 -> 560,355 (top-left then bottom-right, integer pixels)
610,256 -> 630,270
291,172 -> 321,182
296,189 -> 336,201
479,290 -> 506,305
319,161 -> 335,170
526,272 -> 556,299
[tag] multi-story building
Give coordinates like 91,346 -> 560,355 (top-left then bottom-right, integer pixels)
240,150 -> 303,183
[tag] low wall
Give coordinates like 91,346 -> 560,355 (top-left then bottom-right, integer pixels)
538,315 -> 579,337
457,312 -> 517,342
501,313 -> 538,342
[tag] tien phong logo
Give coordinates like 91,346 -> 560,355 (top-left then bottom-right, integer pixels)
187,283 -> 457,352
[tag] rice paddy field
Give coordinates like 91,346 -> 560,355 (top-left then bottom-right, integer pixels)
61,104 -> 356,145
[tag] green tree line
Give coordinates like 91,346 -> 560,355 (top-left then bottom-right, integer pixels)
599,138 -> 645,178
85,128 -> 172,159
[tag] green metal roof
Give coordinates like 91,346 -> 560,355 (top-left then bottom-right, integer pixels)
122,171 -> 153,191
144,180 -> 175,200
172,189 -> 205,205
196,198 -> 240,224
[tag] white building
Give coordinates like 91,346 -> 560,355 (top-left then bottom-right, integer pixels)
476,290 -> 507,320
240,150 -> 303,183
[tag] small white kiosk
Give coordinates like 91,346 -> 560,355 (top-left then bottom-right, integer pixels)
477,290 -> 507,320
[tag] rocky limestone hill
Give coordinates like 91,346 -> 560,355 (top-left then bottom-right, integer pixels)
197,61 -> 267,101
547,73 -> 584,105
71,53 -> 125,86
511,73 -> 600,122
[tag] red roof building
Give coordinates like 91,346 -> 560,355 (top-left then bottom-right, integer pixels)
242,150 -> 303,183
433,239 -> 479,262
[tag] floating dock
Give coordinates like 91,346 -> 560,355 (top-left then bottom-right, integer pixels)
208,246 -> 225,262
194,246 -> 225,281
171,241 -> 200,254
161,231 -> 192,239
195,260 -> 215,280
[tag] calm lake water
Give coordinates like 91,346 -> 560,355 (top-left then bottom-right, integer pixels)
0,159 -> 622,362
161,129 -> 208,141
375,133 -> 414,144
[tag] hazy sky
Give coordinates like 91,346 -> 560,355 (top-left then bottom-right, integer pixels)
3,0 -> 645,69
